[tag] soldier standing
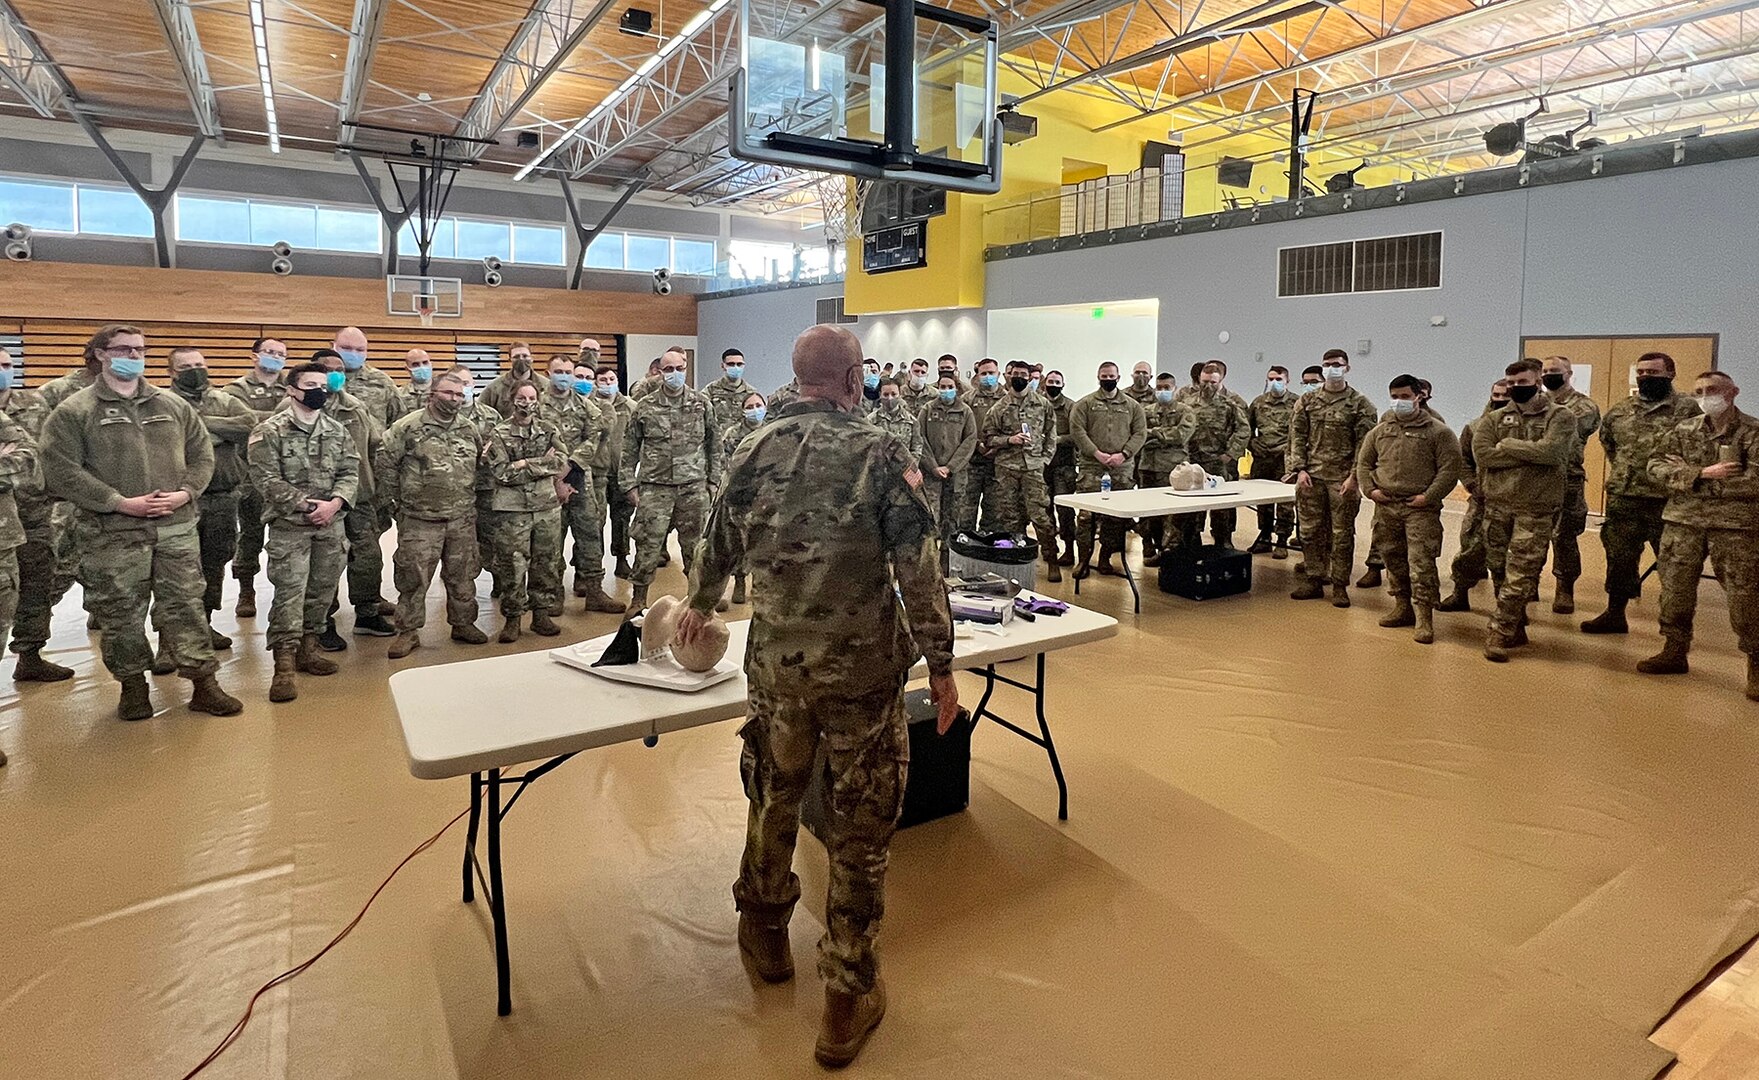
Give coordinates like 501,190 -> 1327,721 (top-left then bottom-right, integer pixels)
1478,358 -> 1573,662
917,373 -> 977,552
1184,361 -> 1252,549
1357,375 -> 1463,644
856,358 -> 882,419
377,367 -> 489,659
1138,373 -> 1198,564
478,342 -> 540,418
624,346 -> 719,613
900,358 -> 937,414
869,377 -> 924,464
1246,366 -> 1297,557
980,362 -> 1061,583
629,356 -> 664,401
484,383 -> 568,642
1041,370 -> 1078,566
676,324 -> 955,1070
1637,370 -> 1759,700
1,348 -> 70,684
960,357 -> 1005,532
1069,361 -> 1147,579
593,362 -> 638,580
713,390 -> 770,609
396,348 -> 434,419
705,348 -> 755,437
34,347 -> 99,631
1438,380 -> 1510,612
767,376 -> 801,412
538,354 -> 619,613
248,363 -> 359,703
39,324 -> 241,721
1539,355 -> 1601,613
301,349 -> 393,645
0,402 -> 35,763
223,337 -> 290,620
328,331 -> 398,634
1582,352 -> 1702,633
1288,349 -> 1379,607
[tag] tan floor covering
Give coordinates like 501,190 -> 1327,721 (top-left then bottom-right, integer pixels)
3,510 -> 1757,1080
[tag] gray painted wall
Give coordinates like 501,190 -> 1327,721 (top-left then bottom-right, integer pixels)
696,282 -> 843,392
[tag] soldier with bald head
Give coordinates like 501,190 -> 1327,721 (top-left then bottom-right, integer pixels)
397,348 -> 434,418
679,324 -> 955,1069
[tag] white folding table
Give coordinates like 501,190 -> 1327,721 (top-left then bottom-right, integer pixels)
1056,478 -> 1299,612
391,599 -> 1117,1016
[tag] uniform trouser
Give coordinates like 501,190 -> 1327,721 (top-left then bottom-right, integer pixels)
80,517 -> 216,681
988,465 -> 1058,550
632,482 -> 708,587
563,484 -> 602,579
196,490 -> 239,613
1657,524 -> 1759,654
733,677 -> 908,996
235,484 -> 266,581
392,514 -> 481,632
607,471 -> 635,560
1295,477 -> 1361,586
923,470 -> 967,551
343,499 -> 386,617
1196,457 -> 1240,543
9,532 -> 58,654
1249,452 -> 1295,538
1075,464 -> 1134,552
1601,494 -> 1667,601
1372,502 -> 1445,607
1136,475 -> 1177,550
1485,506 -> 1557,638
1448,493 -> 1489,590
1047,459 -> 1077,551
960,457 -> 996,533
1550,476 -> 1589,583
0,546 -> 17,660
265,520 -> 346,649
488,508 -> 564,618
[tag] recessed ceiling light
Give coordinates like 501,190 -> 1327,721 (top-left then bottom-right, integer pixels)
417,91 -> 432,102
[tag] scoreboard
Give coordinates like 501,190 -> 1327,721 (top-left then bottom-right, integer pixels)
861,222 -> 927,274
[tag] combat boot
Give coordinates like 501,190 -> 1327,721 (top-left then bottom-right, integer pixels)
1509,622 -> 1529,647
732,575 -> 748,605
12,648 -> 73,682
1355,567 -> 1382,589
737,913 -> 794,983
1552,580 -> 1575,615
1072,537 -> 1093,580
354,612 -> 396,637
716,591 -> 732,613
614,556 -> 632,579
1413,605 -> 1435,645
815,980 -> 887,1069
1095,545 -> 1121,577
1248,532 -> 1273,555
1747,655 -> 1759,702
582,583 -> 625,614
1043,554 -> 1062,583
269,644 -> 297,703
451,623 -> 489,645
297,634 -> 340,676
317,619 -> 347,652
573,574 -> 591,597
1272,534 -> 1291,560
386,631 -> 421,659
188,673 -> 243,717
151,638 -> 177,676
1290,577 -> 1325,601
1330,584 -> 1351,609
235,579 -> 257,619
1484,630 -> 1512,662
1379,599 -> 1415,628
530,611 -> 561,637
498,615 -> 523,644
626,584 -> 649,616
1637,639 -> 1690,675
209,625 -> 232,651
377,599 -> 397,617
1436,586 -> 1473,612
118,674 -> 154,721
1581,599 -> 1629,634
1056,539 -> 1075,567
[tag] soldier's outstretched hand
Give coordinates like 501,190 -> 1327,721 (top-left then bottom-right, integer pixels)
929,671 -> 960,735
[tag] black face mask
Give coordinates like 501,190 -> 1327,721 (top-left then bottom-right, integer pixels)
1508,384 -> 1539,404
1132,373 -> 1150,386
863,385 -> 880,401
1637,375 -> 1673,401
1541,372 -> 1567,391
1098,378 -> 1119,392
1045,385 -> 1063,398
432,397 -> 461,420
173,368 -> 209,394
1009,376 -> 1030,393
297,386 -> 330,411
1488,398 -> 1509,410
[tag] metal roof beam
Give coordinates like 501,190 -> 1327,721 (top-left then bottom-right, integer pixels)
0,0 -> 76,118
147,0 -> 224,138
338,0 -> 390,136
450,0 -> 619,156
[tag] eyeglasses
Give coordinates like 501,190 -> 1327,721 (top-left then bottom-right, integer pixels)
103,345 -> 147,358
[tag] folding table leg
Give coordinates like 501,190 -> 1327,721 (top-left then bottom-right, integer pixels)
487,768 -> 512,1016
462,772 -> 482,904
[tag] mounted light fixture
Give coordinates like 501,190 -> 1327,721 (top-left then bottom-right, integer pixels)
248,0 -> 280,153
1485,99 -> 1549,157
651,267 -> 672,295
270,240 -> 293,275
4,222 -> 32,262
1324,161 -> 1369,193
483,255 -> 503,287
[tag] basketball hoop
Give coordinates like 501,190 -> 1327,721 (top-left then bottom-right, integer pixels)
417,294 -> 436,328
814,173 -> 871,247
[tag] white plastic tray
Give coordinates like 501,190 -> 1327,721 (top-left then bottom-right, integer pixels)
549,630 -> 740,693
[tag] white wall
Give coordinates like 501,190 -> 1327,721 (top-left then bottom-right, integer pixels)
987,302 -> 1160,397
624,333 -> 699,381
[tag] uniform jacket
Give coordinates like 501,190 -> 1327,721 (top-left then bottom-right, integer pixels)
918,399 -> 978,475
721,417 -> 764,479
965,384 -> 1007,454
1650,408 -> 1759,530
1248,391 -> 1296,458
485,416 -> 567,513
377,408 -> 485,520
624,386 -> 718,487
1123,382 -> 1157,412
395,381 -> 431,420
1549,386 -> 1601,480
537,390 -> 603,477
1356,409 -> 1463,504
1139,399 -> 1198,475
38,368 -> 97,411
705,376 -> 756,436
1046,392 -> 1076,468
1288,385 -> 1378,480
1184,386 -> 1251,465
981,391 -> 1056,470
0,409 -> 40,549
278,389 -> 380,503
225,372 -> 285,417
767,379 -> 801,411
1457,404 -> 1502,497
246,409 -> 360,528
595,392 -> 634,476
871,402 -> 925,465
41,380 -> 215,537
1476,392 -> 1573,513
900,380 -> 938,415
172,382 -> 256,495
1069,390 -> 1147,466
2,388 -> 52,537
1601,390 -> 1702,500
344,364 -> 401,431
478,371 -> 541,419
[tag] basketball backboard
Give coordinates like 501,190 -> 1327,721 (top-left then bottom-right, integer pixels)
387,274 -> 463,327
731,0 -> 1001,194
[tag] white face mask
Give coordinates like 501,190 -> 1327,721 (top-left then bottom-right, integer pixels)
1697,393 -> 1731,418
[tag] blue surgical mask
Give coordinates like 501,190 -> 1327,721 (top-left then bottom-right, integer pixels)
662,370 -> 686,390
0,368 -> 12,391
110,356 -> 146,380
257,353 -> 286,373
1322,365 -> 1345,382
551,373 -> 575,392
725,365 -> 745,381
598,381 -> 618,397
410,365 -> 432,385
939,388 -> 957,403
1267,379 -> 1287,394
863,372 -> 881,390
744,406 -> 766,423
339,349 -> 367,371
1155,389 -> 1174,404
1390,398 -> 1418,418
325,370 -> 346,393
1028,378 -> 1041,394
979,373 -> 998,389
573,378 -> 593,396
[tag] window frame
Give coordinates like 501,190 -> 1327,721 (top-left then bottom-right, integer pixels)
1275,229 -> 1446,298
174,191 -> 388,255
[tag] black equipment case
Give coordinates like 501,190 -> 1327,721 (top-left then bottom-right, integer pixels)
802,688 -> 974,839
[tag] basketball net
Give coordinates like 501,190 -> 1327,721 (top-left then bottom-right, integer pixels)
417,294 -> 436,328
813,173 -> 869,248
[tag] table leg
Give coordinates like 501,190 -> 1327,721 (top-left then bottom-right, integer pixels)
971,655 -> 1070,821
487,767 -> 512,1017
1122,557 -> 1141,614
462,772 -> 482,904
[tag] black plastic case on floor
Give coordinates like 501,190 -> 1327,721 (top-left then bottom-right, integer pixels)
1158,543 -> 1253,600
802,689 -> 974,840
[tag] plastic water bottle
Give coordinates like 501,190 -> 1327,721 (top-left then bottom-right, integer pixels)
1100,474 -> 1113,494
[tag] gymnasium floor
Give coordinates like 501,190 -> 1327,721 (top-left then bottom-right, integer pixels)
3,510 -> 1756,1080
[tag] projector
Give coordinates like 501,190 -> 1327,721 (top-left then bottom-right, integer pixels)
619,8 -> 652,35
999,110 -> 1037,145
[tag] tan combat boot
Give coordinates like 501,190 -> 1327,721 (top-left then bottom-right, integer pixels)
188,673 -> 243,716
209,624 -> 233,650
118,674 -> 155,721
1378,599 -> 1415,627
12,649 -> 73,682
731,574 -> 748,604
530,611 -> 560,637
1330,584 -> 1351,608
297,633 -> 339,676
386,631 -> 421,659
269,643 -> 298,703
1071,537 -> 1093,581
451,623 -> 489,645
1436,585 -> 1473,612
815,980 -> 887,1069
1356,566 -> 1382,589
1484,630 -> 1512,663
737,914 -> 794,983
1290,576 -> 1325,601
1043,551 -> 1062,583
1637,639 -> 1690,675
151,637 -> 177,675
1413,605 -> 1435,645
498,614 -> 523,644
1552,580 -> 1575,614
235,578 -> 257,619
581,582 -> 624,614
626,583 -> 649,617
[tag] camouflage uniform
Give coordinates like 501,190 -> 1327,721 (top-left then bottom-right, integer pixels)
248,409 -> 360,648
3,388 -> 61,661
1598,389 -> 1702,601
868,401 -> 924,465
1356,410 -> 1463,608
720,416 -> 766,580
396,382 -> 431,420
625,385 -> 718,586
40,381 -> 217,680
1123,380 -> 1157,488
685,398 -> 953,997
705,375 -> 756,438
0,410 -> 40,671
595,390 -> 637,569
629,372 -> 663,401
1647,408 -> 1759,657
483,415 -> 567,619
377,408 -> 485,633
1477,392 -> 1572,640
1043,391 -> 1078,554
537,389 -> 604,583
1247,389 -> 1297,541
1547,386 -> 1601,586
960,381 -> 1007,532
917,396 -> 977,547
1446,407 -> 1499,594
462,398 -> 503,590
1185,386 -> 1252,545
224,372 -> 286,589
278,390 -> 384,620
479,371 -> 542,419
980,391 -> 1059,551
1069,388 -> 1147,556
1288,385 -> 1378,587
1138,397 -> 1198,551
900,378 -> 938,415
766,379 -> 800,412
34,368 -> 96,604
163,378 -> 254,617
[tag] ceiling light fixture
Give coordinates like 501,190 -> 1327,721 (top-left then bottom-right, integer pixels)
248,0 -> 280,153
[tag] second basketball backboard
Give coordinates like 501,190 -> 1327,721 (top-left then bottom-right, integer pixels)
731,0 -> 1001,194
